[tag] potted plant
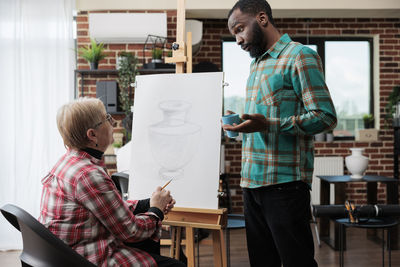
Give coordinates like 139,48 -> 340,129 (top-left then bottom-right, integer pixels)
78,38 -> 107,70
117,52 -> 138,142
110,132 -> 124,155
167,50 -> 173,58
385,85 -> 400,127
151,48 -> 163,63
362,114 -> 374,129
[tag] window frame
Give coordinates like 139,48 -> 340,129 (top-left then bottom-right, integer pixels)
291,36 -> 374,120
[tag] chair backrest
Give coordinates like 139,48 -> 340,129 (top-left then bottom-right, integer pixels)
0,204 -> 96,267
111,172 -> 129,200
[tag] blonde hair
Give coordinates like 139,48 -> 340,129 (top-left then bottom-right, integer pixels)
57,97 -> 106,149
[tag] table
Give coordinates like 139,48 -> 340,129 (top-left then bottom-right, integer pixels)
317,175 -> 398,250
336,218 -> 399,267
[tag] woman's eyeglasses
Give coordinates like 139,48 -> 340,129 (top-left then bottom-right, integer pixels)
92,113 -> 116,128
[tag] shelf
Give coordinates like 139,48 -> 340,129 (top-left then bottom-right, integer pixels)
109,111 -> 126,116
75,68 -> 175,75
75,69 -> 118,75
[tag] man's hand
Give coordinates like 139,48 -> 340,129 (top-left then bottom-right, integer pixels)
222,113 -> 267,133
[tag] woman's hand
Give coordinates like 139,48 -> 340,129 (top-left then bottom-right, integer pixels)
150,186 -> 173,212
164,198 -> 176,214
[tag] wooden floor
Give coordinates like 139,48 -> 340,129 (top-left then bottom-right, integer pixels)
1,226 -> 400,267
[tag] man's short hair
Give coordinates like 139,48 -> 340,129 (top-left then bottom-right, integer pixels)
228,0 -> 276,27
57,97 -> 106,149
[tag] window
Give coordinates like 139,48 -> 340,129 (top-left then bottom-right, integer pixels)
221,38 -> 251,115
293,37 -> 373,138
221,37 -> 373,139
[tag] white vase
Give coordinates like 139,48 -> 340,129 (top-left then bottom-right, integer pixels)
345,148 -> 369,179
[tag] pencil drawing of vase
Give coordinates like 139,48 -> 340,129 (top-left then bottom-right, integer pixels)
149,100 -> 201,180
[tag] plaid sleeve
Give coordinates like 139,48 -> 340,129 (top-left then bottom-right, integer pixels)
76,168 -> 162,243
280,46 -> 337,135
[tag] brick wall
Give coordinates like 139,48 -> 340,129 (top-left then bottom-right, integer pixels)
76,13 -> 400,212
76,10 -> 177,101
76,10 -> 177,141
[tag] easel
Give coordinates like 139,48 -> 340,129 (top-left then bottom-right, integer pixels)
164,0 -> 191,74
163,1 -> 227,266
163,208 -> 227,267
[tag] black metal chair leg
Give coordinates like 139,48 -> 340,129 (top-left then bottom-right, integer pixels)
382,228 -> 385,267
339,224 -> 344,267
226,228 -> 231,267
388,229 -> 391,267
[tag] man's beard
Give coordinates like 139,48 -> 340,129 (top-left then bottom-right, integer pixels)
246,21 -> 265,58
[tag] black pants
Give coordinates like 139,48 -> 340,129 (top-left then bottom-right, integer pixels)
126,239 -> 186,267
243,181 -> 318,267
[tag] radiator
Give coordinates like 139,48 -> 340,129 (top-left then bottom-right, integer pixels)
311,157 -> 344,205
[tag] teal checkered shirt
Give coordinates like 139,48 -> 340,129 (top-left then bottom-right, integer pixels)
241,34 -> 337,188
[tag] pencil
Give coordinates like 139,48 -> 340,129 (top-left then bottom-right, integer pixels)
161,178 -> 173,190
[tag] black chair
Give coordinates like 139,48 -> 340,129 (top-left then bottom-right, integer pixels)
336,217 -> 399,267
0,204 -> 95,267
111,172 -> 129,200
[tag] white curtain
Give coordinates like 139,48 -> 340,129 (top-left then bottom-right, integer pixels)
0,0 -> 75,250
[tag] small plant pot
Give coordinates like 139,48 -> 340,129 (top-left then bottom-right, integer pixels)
314,133 -> 326,142
363,121 -> 374,129
90,62 -> 99,70
326,133 -> 334,142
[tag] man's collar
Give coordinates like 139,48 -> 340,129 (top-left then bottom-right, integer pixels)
257,33 -> 292,61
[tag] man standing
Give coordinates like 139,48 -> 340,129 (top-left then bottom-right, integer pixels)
223,1 -> 337,266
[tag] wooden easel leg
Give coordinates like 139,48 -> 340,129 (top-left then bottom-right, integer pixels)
175,227 -> 182,259
220,229 -> 227,267
186,226 -> 195,267
186,32 -> 192,73
212,229 -> 227,267
170,226 -> 183,259
170,226 -> 176,258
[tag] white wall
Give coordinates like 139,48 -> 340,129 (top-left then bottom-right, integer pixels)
76,0 -> 400,18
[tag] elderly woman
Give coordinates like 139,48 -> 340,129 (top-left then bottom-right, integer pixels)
39,98 -> 185,267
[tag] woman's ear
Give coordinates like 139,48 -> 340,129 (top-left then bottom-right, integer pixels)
86,128 -> 97,143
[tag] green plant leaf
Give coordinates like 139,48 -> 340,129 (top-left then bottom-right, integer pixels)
117,52 -> 138,115
382,85 -> 400,128
77,38 -> 106,63
151,48 -> 163,59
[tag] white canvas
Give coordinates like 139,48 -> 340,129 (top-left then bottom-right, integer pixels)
128,72 -> 224,209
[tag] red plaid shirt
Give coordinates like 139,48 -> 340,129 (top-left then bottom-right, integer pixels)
39,149 -> 162,267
